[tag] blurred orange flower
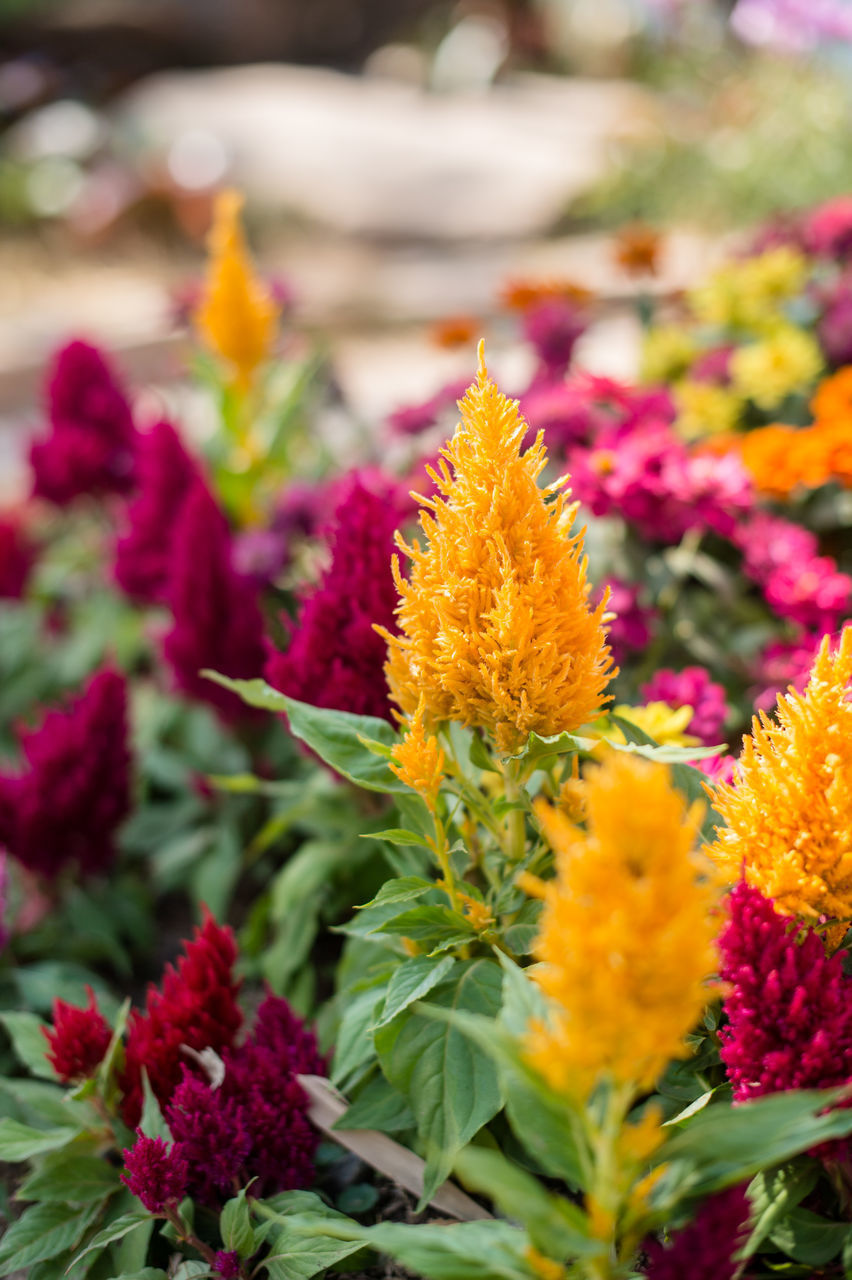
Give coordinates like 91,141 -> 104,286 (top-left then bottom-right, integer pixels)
613,223 -> 662,278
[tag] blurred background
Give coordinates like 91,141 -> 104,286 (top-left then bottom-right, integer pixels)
3,0 -> 852,493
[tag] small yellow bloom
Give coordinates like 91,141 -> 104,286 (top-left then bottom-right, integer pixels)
640,326 -> 696,385
379,344 -> 615,754
730,326 -> 823,411
601,702 -> 698,749
708,629 -> 852,921
673,380 -> 742,440
194,189 -> 279,388
689,247 -> 808,331
524,752 -> 724,1099
390,699 -> 446,811
524,1247 -> 566,1280
458,892 -> 495,933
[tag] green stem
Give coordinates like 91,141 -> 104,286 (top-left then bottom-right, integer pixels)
501,760 -> 527,863
582,1083 -> 634,1280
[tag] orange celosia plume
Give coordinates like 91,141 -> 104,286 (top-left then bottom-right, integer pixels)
379,343 -> 614,754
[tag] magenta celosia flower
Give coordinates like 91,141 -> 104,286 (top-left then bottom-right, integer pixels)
214,1252 -> 242,1280
522,299 -> 587,378
121,1131 -> 188,1214
265,475 -> 401,722
570,423 -> 752,544
0,667 -> 131,879
42,986 -> 112,1083
120,909 -> 243,1127
30,340 -> 137,504
114,420 -> 202,603
734,514 -> 852,633
599,579 -> 658,665
642,1184 -> 752,1280
0,515 -> 34,599
165,1070 -> 252,1206
719,883 -> 852,1104
640,667 -> 729,746
162,481 -> 266,722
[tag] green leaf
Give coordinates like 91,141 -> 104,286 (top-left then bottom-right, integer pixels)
68,1211 -> 153,1269
742,1161 -> 820,1260
17,1152 -> 120,1203
658,1089 -> 852,1197
331,985 -> 387,1088
357,877 -> 436,910
365,1219 -> 532,1280
0,1201 -> 102,1272
769,1208 -> 849,1266
374,959 -> 504,1203
221,1187 -> 257,1257
262,1235 -> 365,1280
377,906 -> 476,954
200,677 -> 407,793
334,1074 -> 414,1133
0,1010 -> 54,1079
0,1077 -> 85,1128
369,829 -> 432,849
110,1271 -> 167,1280
0,1118 -> 80,1162
374,956 -> 457,1029
510,730 -> 593,771
139,1070 -> 170,1142
454,1147 -> 596,1260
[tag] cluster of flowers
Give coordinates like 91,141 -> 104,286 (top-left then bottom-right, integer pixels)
44,911 -> 324,1209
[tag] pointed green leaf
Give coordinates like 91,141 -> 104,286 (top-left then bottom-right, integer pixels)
0,1200 -> 102,1272
373,956 -> 456,1029
0,1118 -> 80,1162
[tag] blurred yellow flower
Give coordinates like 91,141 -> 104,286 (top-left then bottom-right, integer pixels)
603,702 -> 698,748
194,189 -> 279,388
524,752 -> 723,1099
673,380 -> 742,440
379,344 -> 614,754
730,326 -> 822,410
640,326 -> 696,385
689,247 -> 808,330
709,630 -> 852,921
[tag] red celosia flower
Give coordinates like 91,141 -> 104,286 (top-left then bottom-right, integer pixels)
42,985 -> 112,1083
165,1070 -> 252,1206
114,420 -> 202,603
0,667 -> 131,878
642,1184 -> 751,1280
265,476 -> 401,722
719,883 -> 852,1103
162,481 -> 266,722
121,1131 -> 188,1214
30,340 -> 137,504
0,515 -> 34,599
120,909 -> 243,1127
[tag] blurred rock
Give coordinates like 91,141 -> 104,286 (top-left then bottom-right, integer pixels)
119,63 -> 659,239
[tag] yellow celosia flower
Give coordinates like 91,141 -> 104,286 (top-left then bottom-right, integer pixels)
194,189 -> 279,388
639,326 -> 696,385
708,630 -> 852,921
390,699 -> 446,811
524,752 -> 723,1099
689,247 -> 808,331
602,702 -> 698,748
379,344 -> 615,755
729,326 -> 823,411
673,380 -> 742,440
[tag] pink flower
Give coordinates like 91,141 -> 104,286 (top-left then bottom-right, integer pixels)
42,986 -> 112,1083
518,381 -> 609,453
114,420 -> 202,603
0,668 -> 131,878
387,378 -> 469,437
690,344 -> 735,385
600,579 -> 658,664
30,340 -> 137,504
265,475 -> 401,722
121,1132 -> 188,1214
734,514 -> 852,633
806,195 -> 852,260
719,883 -> 852,1106
699,752 -> 736,787
0,514 -> 34,599
640,666 -> 729,746
642,1184 -> 751,1280
162,481 -> 266,722
522,299 -> 586,377
752,630 -> 836,710
213,1252 -> 242,1280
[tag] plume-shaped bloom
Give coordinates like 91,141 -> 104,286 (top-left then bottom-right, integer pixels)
642,1184 -> 752,1280
213,1252 -> 242,1280
719,882 -> 852,1103
709,630 -> 852,921
43,986 -> 112,1083
114,420 -> 202,602
165,1071 -> 252,1206
265,476 -> 400,721
194,189 -> 278,387
390,699 -> 447,810
162,481 -> 266,722
380,346 -> 614,754
524,752 -> 723,1099
30,340 -> 137,504
121,1132 -> 188,1214
0,668 -> 131,878
0,514 -> 34,598
120,909 -> 243,1127
640,667 -> 728,747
